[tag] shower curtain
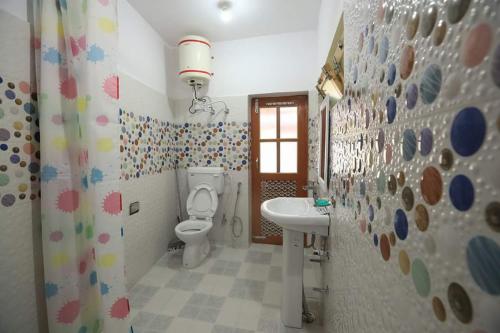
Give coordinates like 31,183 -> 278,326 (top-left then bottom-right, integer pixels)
34,0 -> 130,332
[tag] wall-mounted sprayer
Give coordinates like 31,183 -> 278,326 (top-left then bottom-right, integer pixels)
178,35 -> 229,116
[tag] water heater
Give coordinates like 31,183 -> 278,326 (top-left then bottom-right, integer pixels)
178,35 -> 212,86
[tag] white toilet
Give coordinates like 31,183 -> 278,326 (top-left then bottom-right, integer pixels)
175,167 -> 224,268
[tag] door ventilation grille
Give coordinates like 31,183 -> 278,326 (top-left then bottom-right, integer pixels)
260,180 -> 296,237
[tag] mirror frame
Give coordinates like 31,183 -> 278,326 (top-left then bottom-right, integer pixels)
316,14 -> 344,99
317,95 -> 331,194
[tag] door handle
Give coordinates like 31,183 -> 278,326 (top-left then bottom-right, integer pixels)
256,157 -> 259,171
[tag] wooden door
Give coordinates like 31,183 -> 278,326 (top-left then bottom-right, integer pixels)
251,95 -> 308,245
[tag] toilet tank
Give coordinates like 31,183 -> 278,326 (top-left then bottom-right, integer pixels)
187,167 -> 225,194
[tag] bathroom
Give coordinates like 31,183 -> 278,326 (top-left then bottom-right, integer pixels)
0,0 -> 499,332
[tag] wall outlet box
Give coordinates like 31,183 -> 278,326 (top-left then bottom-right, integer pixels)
129,201 -> 140,215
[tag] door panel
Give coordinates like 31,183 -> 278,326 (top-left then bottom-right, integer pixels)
251,95 -> 308,245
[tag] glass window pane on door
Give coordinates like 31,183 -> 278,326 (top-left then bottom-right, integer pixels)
280,141 -> 297,173
260,107 -> 277,139
260,142 -> 277,173
279,107 -> 298,139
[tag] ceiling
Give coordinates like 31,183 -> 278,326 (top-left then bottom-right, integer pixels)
127,0 -> 322,46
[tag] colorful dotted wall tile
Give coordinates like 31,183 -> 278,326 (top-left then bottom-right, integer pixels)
412,258 -> 431,297
380,233 -> 390,261
432,297 -> 446,321
396,171 -> 405,187
387,174 -> 397,194
379,36 -> 389,63
447,282 -> 473,323
492,45 -> 500,88
325,0 -> 500,330
405,83 -> 418,109
402,129 -> 416,161
420,3 -> 437,37
419,128 -> 433,156
0,73 -> 40,208
386,96 -> 397,123
399,250 -> 410,275
432,20 -> 446,46
420,64 -> 442,104
173,121 -> 249,171
420,166 -> 442,205
439,148 -> 453,170
401,187 -> 414,211
449,174 -> 474,211
415,204 -> 429,232
387,63 -> 396,86
400,45 -> 414,80
466,236 -> 500,295
119,109 -> 176,179
447,0 -> 471,24
406,11 -> 419,40
485,202 -> 500,232
394,209 -> 408,240
119,109 -> 250,179
450,107 -> 486,157
461,23 -> 492,68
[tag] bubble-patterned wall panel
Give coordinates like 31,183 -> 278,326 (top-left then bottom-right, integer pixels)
323,0 -> 500,332
0,74 -> 40,208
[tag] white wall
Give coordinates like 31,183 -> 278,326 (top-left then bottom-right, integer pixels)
169,30 -> 318,99
317,0 -> 344,68
119,73 -> 179,288
0,9 -> 48,333
0,0 -> 27,21
118,1 -> 179,287
118,0 -> 169,95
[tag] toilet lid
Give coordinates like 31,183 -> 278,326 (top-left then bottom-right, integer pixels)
186,184 -> 218,219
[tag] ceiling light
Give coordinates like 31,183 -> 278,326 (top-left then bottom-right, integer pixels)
218,0 -> 233,23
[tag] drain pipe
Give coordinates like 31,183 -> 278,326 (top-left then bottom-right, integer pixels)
302,284 -> 315,323
303,232 -> 316,322
304,234 -> 316,249
167,168 -> 185,254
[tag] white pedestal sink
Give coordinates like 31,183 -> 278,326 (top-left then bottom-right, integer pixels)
261,197 -> 330,328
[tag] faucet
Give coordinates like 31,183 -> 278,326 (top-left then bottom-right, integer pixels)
303,181 -> 319,201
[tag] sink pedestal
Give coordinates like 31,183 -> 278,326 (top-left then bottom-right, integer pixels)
260,197 -> 329,328
281,229 -> 304,328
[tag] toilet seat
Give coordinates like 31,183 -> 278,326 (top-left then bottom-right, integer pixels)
186,184 -> 218,220
175,220 -> 212,234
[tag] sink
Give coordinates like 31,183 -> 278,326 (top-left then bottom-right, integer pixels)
261,197 -> 329,236
261,197 -> 330,329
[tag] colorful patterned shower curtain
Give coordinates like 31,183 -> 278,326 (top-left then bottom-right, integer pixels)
34,0 -> 130,332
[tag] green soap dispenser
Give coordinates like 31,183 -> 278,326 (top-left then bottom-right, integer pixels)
314,198 -> 331,207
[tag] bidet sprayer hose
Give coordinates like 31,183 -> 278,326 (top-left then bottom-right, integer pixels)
231,182 -> 243,238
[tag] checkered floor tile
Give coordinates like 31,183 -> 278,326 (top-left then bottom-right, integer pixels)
129,243 -> 323,333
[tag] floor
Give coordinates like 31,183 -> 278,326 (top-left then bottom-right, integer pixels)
129,243 -> 324,333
